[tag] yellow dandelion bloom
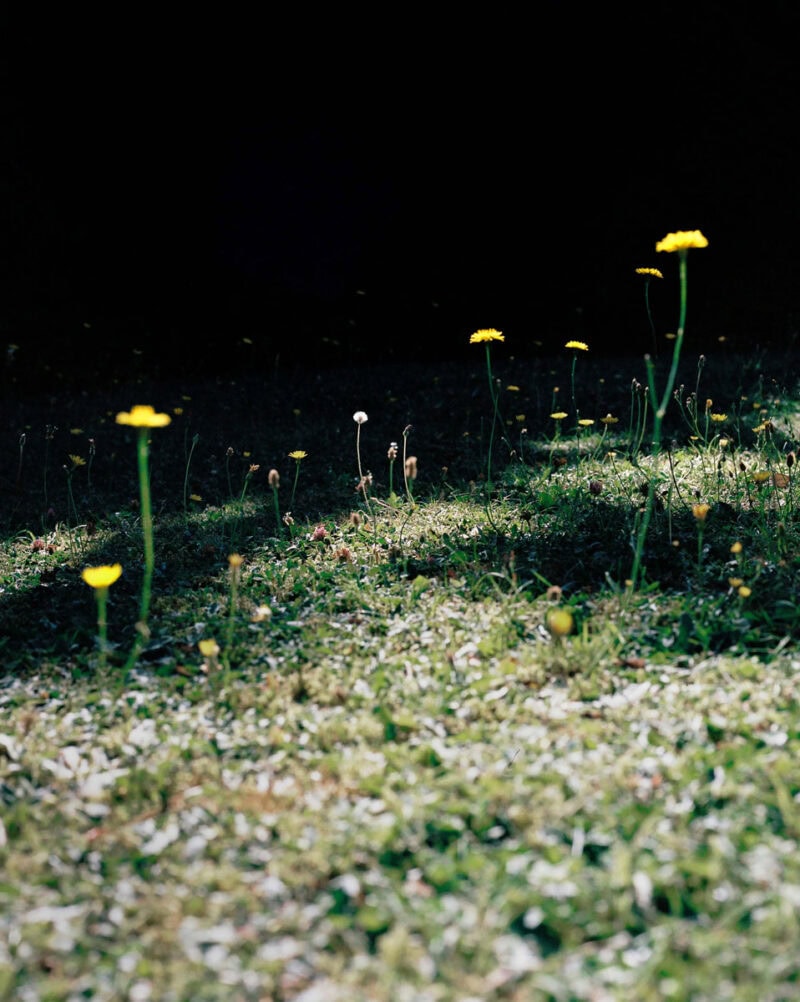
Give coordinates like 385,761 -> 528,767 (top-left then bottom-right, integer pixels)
710,413 -> 727,423
635,267 -> 664,279
578,418 -> 595,427
288,450 -> 308,460
470,329 -> 505,344
692,503 -> 711,522
199,639 -> 220,658
69,454 -> 86,467
601,414 -> 619,425
550,412 -> 568,420
655,230 -> 709,253
506,385 -> 520,392
515,414 -> 526,422
565,340 -> 589,351
738,586 -> 752,598
730,541 -> 743,554
728,577 -> 743,588
228,553 -> 244,568
82,564 -> 122,589
116,405 -> 171,428
752,471 -> 771,484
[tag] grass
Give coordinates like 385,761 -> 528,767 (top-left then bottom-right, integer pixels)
1,340 -> 800,1001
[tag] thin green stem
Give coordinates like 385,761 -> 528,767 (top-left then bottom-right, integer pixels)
570,353 -> 580,426
631,251 -> 691,588
183,433 -> 199,522
290,461 -> 302,511
484,344 -> 501,489
95,588 -> 109,669
136,428 -> 155,628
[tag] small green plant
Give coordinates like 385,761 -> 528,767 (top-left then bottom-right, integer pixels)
470,328 -> 505,489
631,229 -> 709,588
82,563 -> 122,668
564,339 -> 589,427
635,266 -> 664,356
115,404 -> 172,658
288,450 -> 307,511
183,432 -> 200,522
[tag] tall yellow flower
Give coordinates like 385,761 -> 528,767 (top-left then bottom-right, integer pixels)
470,329 -> 504,344
82,564 -> 122,668
82,564 -> 122,589
564,340 -> 589,351
115,405 -> 172,428
655,230 -> 709,253
635,267 -> 664,279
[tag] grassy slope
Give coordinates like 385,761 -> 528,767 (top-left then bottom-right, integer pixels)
1,349 -> 799,1001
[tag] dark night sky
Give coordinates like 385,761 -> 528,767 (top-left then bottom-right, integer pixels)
3,6 -> 799,376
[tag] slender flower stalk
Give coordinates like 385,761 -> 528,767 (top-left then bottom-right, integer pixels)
288,451 -> 307,511
183,433 -> 200,522
470,329 -> 505,489
116,406 -> 171,650
268,468 -> 281,532
353,411 -> 375,533
631,230 -> 708,588
565,341 -> 588,428
692,503 -> 711,571
16,432 -> 26,490
226,553 -> 243,654
82,564 -> 122,668
401,426 -> 415,504
387,441 -> 398,499
635,267 -> 663,356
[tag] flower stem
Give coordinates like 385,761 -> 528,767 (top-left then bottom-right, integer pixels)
136,427 -> 155,628
484,344 -> 501,489
95,587 -> 109,669
630,251 -> 691,588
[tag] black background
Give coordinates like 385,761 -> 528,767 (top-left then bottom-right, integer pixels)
4,5 -> 799,380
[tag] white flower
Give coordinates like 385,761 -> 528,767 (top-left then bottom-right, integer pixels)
353,411 -> 368,424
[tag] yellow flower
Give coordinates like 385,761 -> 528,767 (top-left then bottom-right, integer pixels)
288,450 -> 308,460
82,564 -> 122,589
738,586 -> 752,598
600,414 -> 619,424
546,609 -> 574,637
710,413 -> 727,423
115,405 -> 171,428
550,412 -> 568,420
565,340 -> 588,351
578,418 -> 595,427
692,503 -> 711,522
199,639 -> 220,658
69,454 -> 86,467
635,267 -> 664,279
730,541 -> 743,554
506,385 -> 520,392
655,230 -> 709,253
228,553 -> 244,568
752,471 -> 771,484
470,329 -> 504,344
728,577 -> 743,588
